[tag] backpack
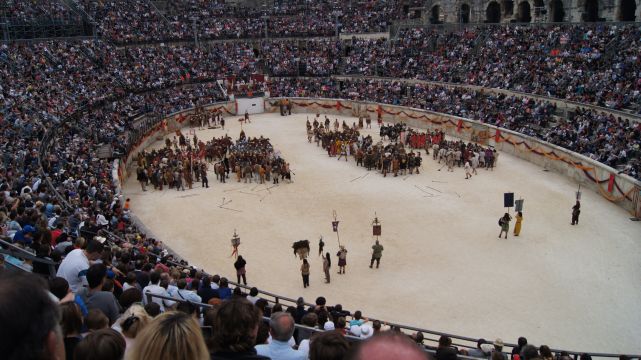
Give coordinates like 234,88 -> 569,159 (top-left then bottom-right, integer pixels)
498,218 -> 504,226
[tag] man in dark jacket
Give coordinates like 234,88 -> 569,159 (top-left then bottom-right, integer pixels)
210,299 -> 270,360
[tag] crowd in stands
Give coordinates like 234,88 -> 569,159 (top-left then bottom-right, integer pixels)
2,268 -> 619,360
49,0 -> 420,43
262,39 -> 342,77
3,1 -> 640,116
1,0 -> 81,24
0,3 -> 640,358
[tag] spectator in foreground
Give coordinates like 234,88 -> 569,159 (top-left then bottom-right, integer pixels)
129,311 -> 209,360
78,263 -> 121,325
0,272 -> 65,360
56,238 -> 104,292
512,337 -> 528,359
308,330 -> 350,360
74,329 -> 126,360
351,332 -> 427,360
539,346 -> 554,360
210,298 -> 269,360
59,302 -> 83,360
522,345 -> 541,360
85,309 -> 109,333
435,335 -> 458,360
118,304 -> 152,356
218,277 -> 232,300
255,312 -> 309,359
460,338 -> 488,358
199,276 -> 220,303
142,270 -> 176,311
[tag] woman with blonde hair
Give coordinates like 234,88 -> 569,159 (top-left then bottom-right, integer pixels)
116,304 -> 151,357
128,311 -> 209,360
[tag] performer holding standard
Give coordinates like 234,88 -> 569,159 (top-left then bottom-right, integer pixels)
370,240 -> 384,269
571,201 -> 581,225
337,246 -> 348,274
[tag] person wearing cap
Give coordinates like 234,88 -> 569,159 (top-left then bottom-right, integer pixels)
493,338 -> 507,359
323,321 -> 335,331
349,324 -> 362,337
12,224 -> 36,245
359,325 -> 373,339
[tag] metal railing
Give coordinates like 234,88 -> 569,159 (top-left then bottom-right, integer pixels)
143,292 -> 490,359
0,238 -> 58,278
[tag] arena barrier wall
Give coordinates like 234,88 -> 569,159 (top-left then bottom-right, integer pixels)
265,97 -> 641,214
109,98 -> 640,357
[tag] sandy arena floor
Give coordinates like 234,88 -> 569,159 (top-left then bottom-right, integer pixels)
124,113 -> 641,354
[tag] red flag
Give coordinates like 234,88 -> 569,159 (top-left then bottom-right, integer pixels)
608,174 -> 615,193
495,129 -> 501,143
457,120 -> 463,133
336,101 -> 342,110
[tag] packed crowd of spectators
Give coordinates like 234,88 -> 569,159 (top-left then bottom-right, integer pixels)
262,39 -> 342,77
0,5 -> 640,359
5,1 -> 640,116
1,25 -> 639,174
3,0 -> 419,44
340,25 -> 641,113
1,0 -> 81,24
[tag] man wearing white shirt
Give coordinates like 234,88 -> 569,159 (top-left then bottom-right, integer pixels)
174,279 -> 202,304
56,238 -> 104,292
142,271 -> 176,311
246,287 -> 261,304
255,312 -> 308,360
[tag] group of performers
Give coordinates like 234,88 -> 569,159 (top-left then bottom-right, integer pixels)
305,113 -> 500,179
178,104 -> 226,130
433,140 -> 499,174
306,117 -> 427,177
135,127 -> 292,191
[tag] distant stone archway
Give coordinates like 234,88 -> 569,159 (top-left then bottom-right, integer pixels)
533,0 -> 545,16
550,0 -> 566,21
619,0 -> 637,21
486,1 -> 502,22
517,1 -> 532,21
430,5 -> 442,24
502,0 -> 515,15
460,3 -> 471,23
584,0 -> 600,21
